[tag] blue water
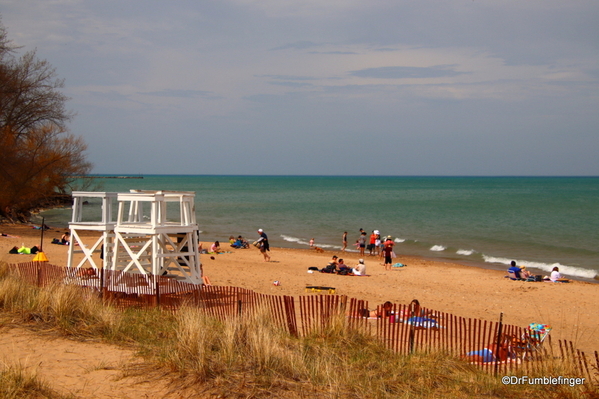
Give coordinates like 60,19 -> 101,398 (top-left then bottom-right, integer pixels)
36,176 -> 599,281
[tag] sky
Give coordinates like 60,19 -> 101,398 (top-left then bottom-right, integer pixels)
2,0 -> 599,176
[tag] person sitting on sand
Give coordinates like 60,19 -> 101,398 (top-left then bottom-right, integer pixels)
353,301 -> 394,318
210,241 -> 221,254
520,266 -> 532,279
352,259 -> 366,276
549,266 -> 569,282
61,232 -> 71,245
508,261 -> 524,279
337,258 -> 350,275
231,236 -> 248,249
369,301 -> 394,318
321,255 -> 338,273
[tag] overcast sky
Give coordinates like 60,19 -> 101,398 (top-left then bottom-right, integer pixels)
2,1 -> 598,175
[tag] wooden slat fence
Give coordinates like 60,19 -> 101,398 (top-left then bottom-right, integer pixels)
5,262 -> 598,383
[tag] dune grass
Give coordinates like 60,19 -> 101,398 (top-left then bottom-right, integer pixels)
0,262 -> 596,398
0,360 -> 70,399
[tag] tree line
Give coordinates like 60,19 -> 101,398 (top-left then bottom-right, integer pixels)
0,17 -> 91,222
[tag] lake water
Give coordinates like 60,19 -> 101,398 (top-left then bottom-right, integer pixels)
37,175 -> 599,281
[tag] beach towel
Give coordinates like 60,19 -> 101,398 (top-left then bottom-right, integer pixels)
405,316 -> 440,329
467,348 -> 496,363
392,263 -> 407,268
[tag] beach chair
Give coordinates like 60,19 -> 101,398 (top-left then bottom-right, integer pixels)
466,334 -> 520,365
507,269 -> 523,280
510,323 -> 552,360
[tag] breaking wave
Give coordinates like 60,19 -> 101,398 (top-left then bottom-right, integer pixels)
482,255 -> 597,279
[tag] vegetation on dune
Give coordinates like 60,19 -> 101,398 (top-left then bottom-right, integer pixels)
0,17 -> 91,223
0,361 -> 70,399
0,262 -> 596,398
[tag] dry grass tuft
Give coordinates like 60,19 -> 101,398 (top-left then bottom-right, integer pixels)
0,360 -> 69,399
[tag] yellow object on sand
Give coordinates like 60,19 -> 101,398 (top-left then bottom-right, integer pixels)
33,252 -> 49,262
305,286 -> 336,294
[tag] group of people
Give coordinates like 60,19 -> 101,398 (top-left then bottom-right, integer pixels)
229,235 -> 249,249
321,255 -> 367,276
355,229 -> 397,271
508,261 -> 568,282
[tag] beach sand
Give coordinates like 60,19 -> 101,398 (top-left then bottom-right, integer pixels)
1,224 -> 598,356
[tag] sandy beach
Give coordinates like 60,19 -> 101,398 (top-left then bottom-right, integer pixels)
1,224 -> 598,355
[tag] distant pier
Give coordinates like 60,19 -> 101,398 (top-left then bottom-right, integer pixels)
73,176 -> 144,179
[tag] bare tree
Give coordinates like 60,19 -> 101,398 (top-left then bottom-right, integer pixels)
0,18 -> 91,222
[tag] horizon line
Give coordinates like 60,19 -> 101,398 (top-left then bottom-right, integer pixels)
83,174 -> 599,178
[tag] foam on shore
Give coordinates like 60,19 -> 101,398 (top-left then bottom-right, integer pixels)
482,255 -> 598,279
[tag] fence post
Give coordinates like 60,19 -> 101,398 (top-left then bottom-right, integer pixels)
284,296 -> 298,338
408,299 -> 417,354
155,275 -> 160,308
36,262 -> 41,287
237,293 -> 242,316
99,267 -> 105,302
494,312 -> 504,376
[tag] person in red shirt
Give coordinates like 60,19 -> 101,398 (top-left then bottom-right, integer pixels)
381,236 -> 394,270
368,231 -> 377,255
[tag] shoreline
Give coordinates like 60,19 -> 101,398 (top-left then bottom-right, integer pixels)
6,219 -> 599,285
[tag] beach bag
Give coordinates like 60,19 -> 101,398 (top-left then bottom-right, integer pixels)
252,240 -> 260,248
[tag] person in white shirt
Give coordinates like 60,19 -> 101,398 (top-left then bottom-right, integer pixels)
550,266 -> 562,282
353,259 -> 366,276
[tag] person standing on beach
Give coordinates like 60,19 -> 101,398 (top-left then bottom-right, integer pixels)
358,231 -> 367,256
257,229 -> 271,262
374,230 -> 381,256
368,231 -> 377,256
381,244 -> 394,271
342,231 -> 347,252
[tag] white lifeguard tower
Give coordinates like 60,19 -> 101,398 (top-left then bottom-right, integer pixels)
67,191 -> 117,272
67,190 -> 202,285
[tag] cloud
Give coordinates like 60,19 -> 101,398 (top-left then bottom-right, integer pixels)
267,81 -> 314,88
2,0 -> 598,175
139,89 -> 217,99
270,41 -> 321,51
350,65 -> 469,79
